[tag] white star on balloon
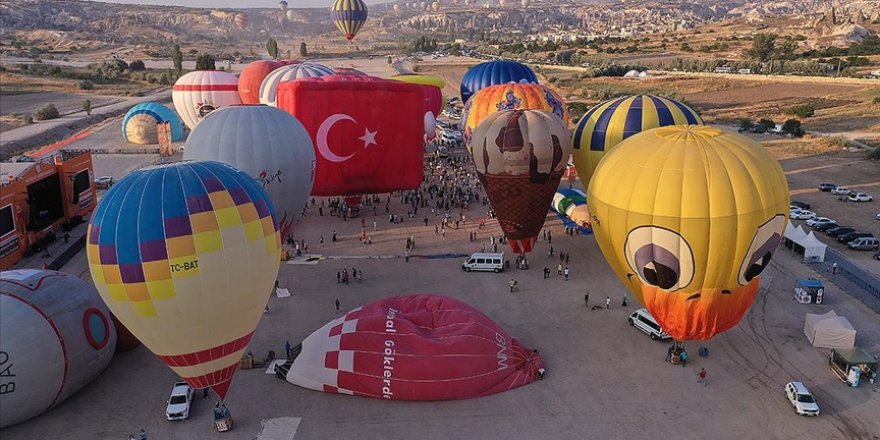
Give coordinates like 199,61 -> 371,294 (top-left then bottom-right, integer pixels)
359,128 -> 378,149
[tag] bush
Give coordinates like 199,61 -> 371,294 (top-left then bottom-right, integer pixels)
159,72 -> 171,85
33,103 -> 60,121
78,80 -> 94,90
873,96 -> 880,104
868,147 -> 880,161
738,119 -> 754,132
129,60 -> 146,71
785,104 -> 815,118
758,118 -> 776,130
781,119 -> 804,137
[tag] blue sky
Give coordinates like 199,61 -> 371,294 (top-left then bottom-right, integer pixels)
88,0 -> 387,9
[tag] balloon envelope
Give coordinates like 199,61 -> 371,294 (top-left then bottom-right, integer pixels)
183,106 -> 316,239
471,110 -> 571,253
588,125 -> 789,340
87,161 -> 281,399
460,60 -> 538,103
172,70 -> 241,130
259,62 -> 335,107
238,60 -> 287,104
280,294 -> 544,400
122,102 -> 184,145
462,82 -> 568,147
330,0 -> 368,41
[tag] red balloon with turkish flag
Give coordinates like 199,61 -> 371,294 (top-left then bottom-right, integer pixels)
276,75 -> 425,199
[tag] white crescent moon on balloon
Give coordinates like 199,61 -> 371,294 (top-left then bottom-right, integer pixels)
316,113 -> 356,162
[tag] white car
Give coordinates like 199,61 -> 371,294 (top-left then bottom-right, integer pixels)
784,382 -> 820,416
830,187 -> 851,195
165,381 -> 193,421
94,176 -> 113,189
848,192 -> 872,202
805,217 -> 834,227
790,209 -> 816,220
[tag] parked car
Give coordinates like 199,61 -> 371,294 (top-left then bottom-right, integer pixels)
790,209 -> 816,220
818,183 -> 837,192
812,221 -> 839,232
790,200 -> 811,210
165,381 -> 193,421
830,187 -> 851,195
876,212 -> 880,221
826,226 -> 855,238
848,237 -> 879,251
784,382 -> 820,416
806,217 -> 834,227
628,308 -> 670,340
837,231 -> 874,243
94,176 -> 114,189
873,250 -> 880,260
848,192 -> 873,202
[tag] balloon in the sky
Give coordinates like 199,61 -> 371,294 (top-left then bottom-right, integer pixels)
234,12 -> 248,30
499,0 -> 507,6
393,3 -> 400,11
278,294 -> 545,400
259,62 -> 335,107
432,1 -> 441,11
276,75 -> 424,199
460,60 -> 538,104
521,0 -> 530,7
172,70 -> 241,130
238,60 -> 288,104
330,0 -> 368,42
1,270 -> 116,428
279,0 -> 288,11
461,83 -> 567,147
472,110 -> 571,253
121,102 -> 184,145
183,106 -> 316,239
572,95 -> 703,188
87,161 -> 281,399
588,125 -> 789,341
286,9 -> 296,21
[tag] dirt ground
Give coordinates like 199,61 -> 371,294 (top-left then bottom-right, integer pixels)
0,92 -> 121,117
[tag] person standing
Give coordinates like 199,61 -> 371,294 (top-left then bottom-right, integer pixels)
203,387 -> 210,400
605,296 -> 611,309
557,263 -> 562,276
139,429 -> 147,440
584,292 -> 589,308
622,292 -> 628,307
831,262 -> 838,275
285,340 -> 291,358
335,298 -> 341,312
665,344 -> 674,362
698,368 -> 707,385
547,230 -> 552,243
563,266 -> 569,281
681,349 -> 688,367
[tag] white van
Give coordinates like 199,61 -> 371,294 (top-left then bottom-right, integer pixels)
462,253 -> 504,273
628,308 -> 670,340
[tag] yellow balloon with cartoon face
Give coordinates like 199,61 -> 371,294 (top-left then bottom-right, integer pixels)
588,125 -> 789,340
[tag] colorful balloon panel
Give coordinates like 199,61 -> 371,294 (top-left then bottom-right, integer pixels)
238,60 -> 288,104
172,70 -> 241,130
587,125 -> 789,340
572,95 -> 703,187
459,60 -> 538,104
259,62 -> 334,107
330,0 -> 368,42
282,294 -> 544,400
183,106 -> 316,240
552,188 -> 592,231
276,75 -> 424,198
87,161 -> 281,399
471,110 -> 571,253
462,83 -> 568,147
121,102 -> 184,145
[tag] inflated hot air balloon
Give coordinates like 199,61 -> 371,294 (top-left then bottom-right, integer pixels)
278,294 -> 544,400
460,60 -> 538,104
521,0 -> 530,7
588,125 -> 789,341
172,70 -> 241,130
279,0 -> 288,11
552,188 -> 591,232
499,0 -> 507,6
183,106 -> 316,239
238,60 -> 288,104
330,0 -> 368,42
259,62 -> 335,107
286,9 -> 296,21
1,270 -> 116,428
472,110 -> 571,253
234,12 -> 249,30
432,1 -> 441,11
461,83 -> 568,147
572,95 -> 702,188
121,102 -> 184,145
390,74 -> 445,137
275,75 -> 424,200
87,161 -> 281,399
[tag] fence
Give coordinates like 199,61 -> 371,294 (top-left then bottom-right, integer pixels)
47,235 -> 86,271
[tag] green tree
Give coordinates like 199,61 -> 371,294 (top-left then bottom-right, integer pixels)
172,42 -> 183,76
738,119 -> 754,132
83,99 -> 92,115
745,33 -> 777,62
781,119 -> 804,137
159,71 -> 171,85
33,103 -> 60,121
267,37 -> 279,59
129,60 -> 146,71
195,53 -> 216,70
299,42 -> 308,58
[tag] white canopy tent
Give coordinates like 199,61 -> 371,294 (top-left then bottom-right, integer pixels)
804,310 -> 856,349
783,221 -> 827,263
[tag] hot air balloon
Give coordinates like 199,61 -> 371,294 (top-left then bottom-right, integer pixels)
277,294 -> 544,400
432,1 -> 441,11
172,70 -> 241,130
238,60 -> 288,104
588,125 -> 789,341
87,161 -> 281,400
333,67 -> 368,76
471,110 -> 571,253
259,62 -> 335,107
460,60 -> 538,104
121,102 -> 184,145
390,74 -> 445,137
552,188 -> 592,232
330,0 -> 368,42
571,95 -> 703,188
393,3 -> 400,11
499,0 -> 507,6
279,0 -> 288,11
234,12 -> 248,30
183,106 -> 316,240
521,0 -> 530,7
275,75 -> 425,201
461,82 -> 568,147
286,9 -> 296,21
420,1 -> 428,10
1,270 -> 116,428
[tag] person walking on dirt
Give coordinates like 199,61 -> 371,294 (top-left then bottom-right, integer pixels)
557,263 -> 563,276
698,368 -> 707,385
832,262 -> 838,275
622,292 -> 628,307
605,296 -> 611,309
564,266 -> 569,281
584,292 -> 589,308
335,298 -> 341,312
509,279 -> 516,292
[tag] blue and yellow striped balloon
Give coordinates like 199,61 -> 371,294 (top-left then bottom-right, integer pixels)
572,95 -> 703,186
330,0 -> 368,42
